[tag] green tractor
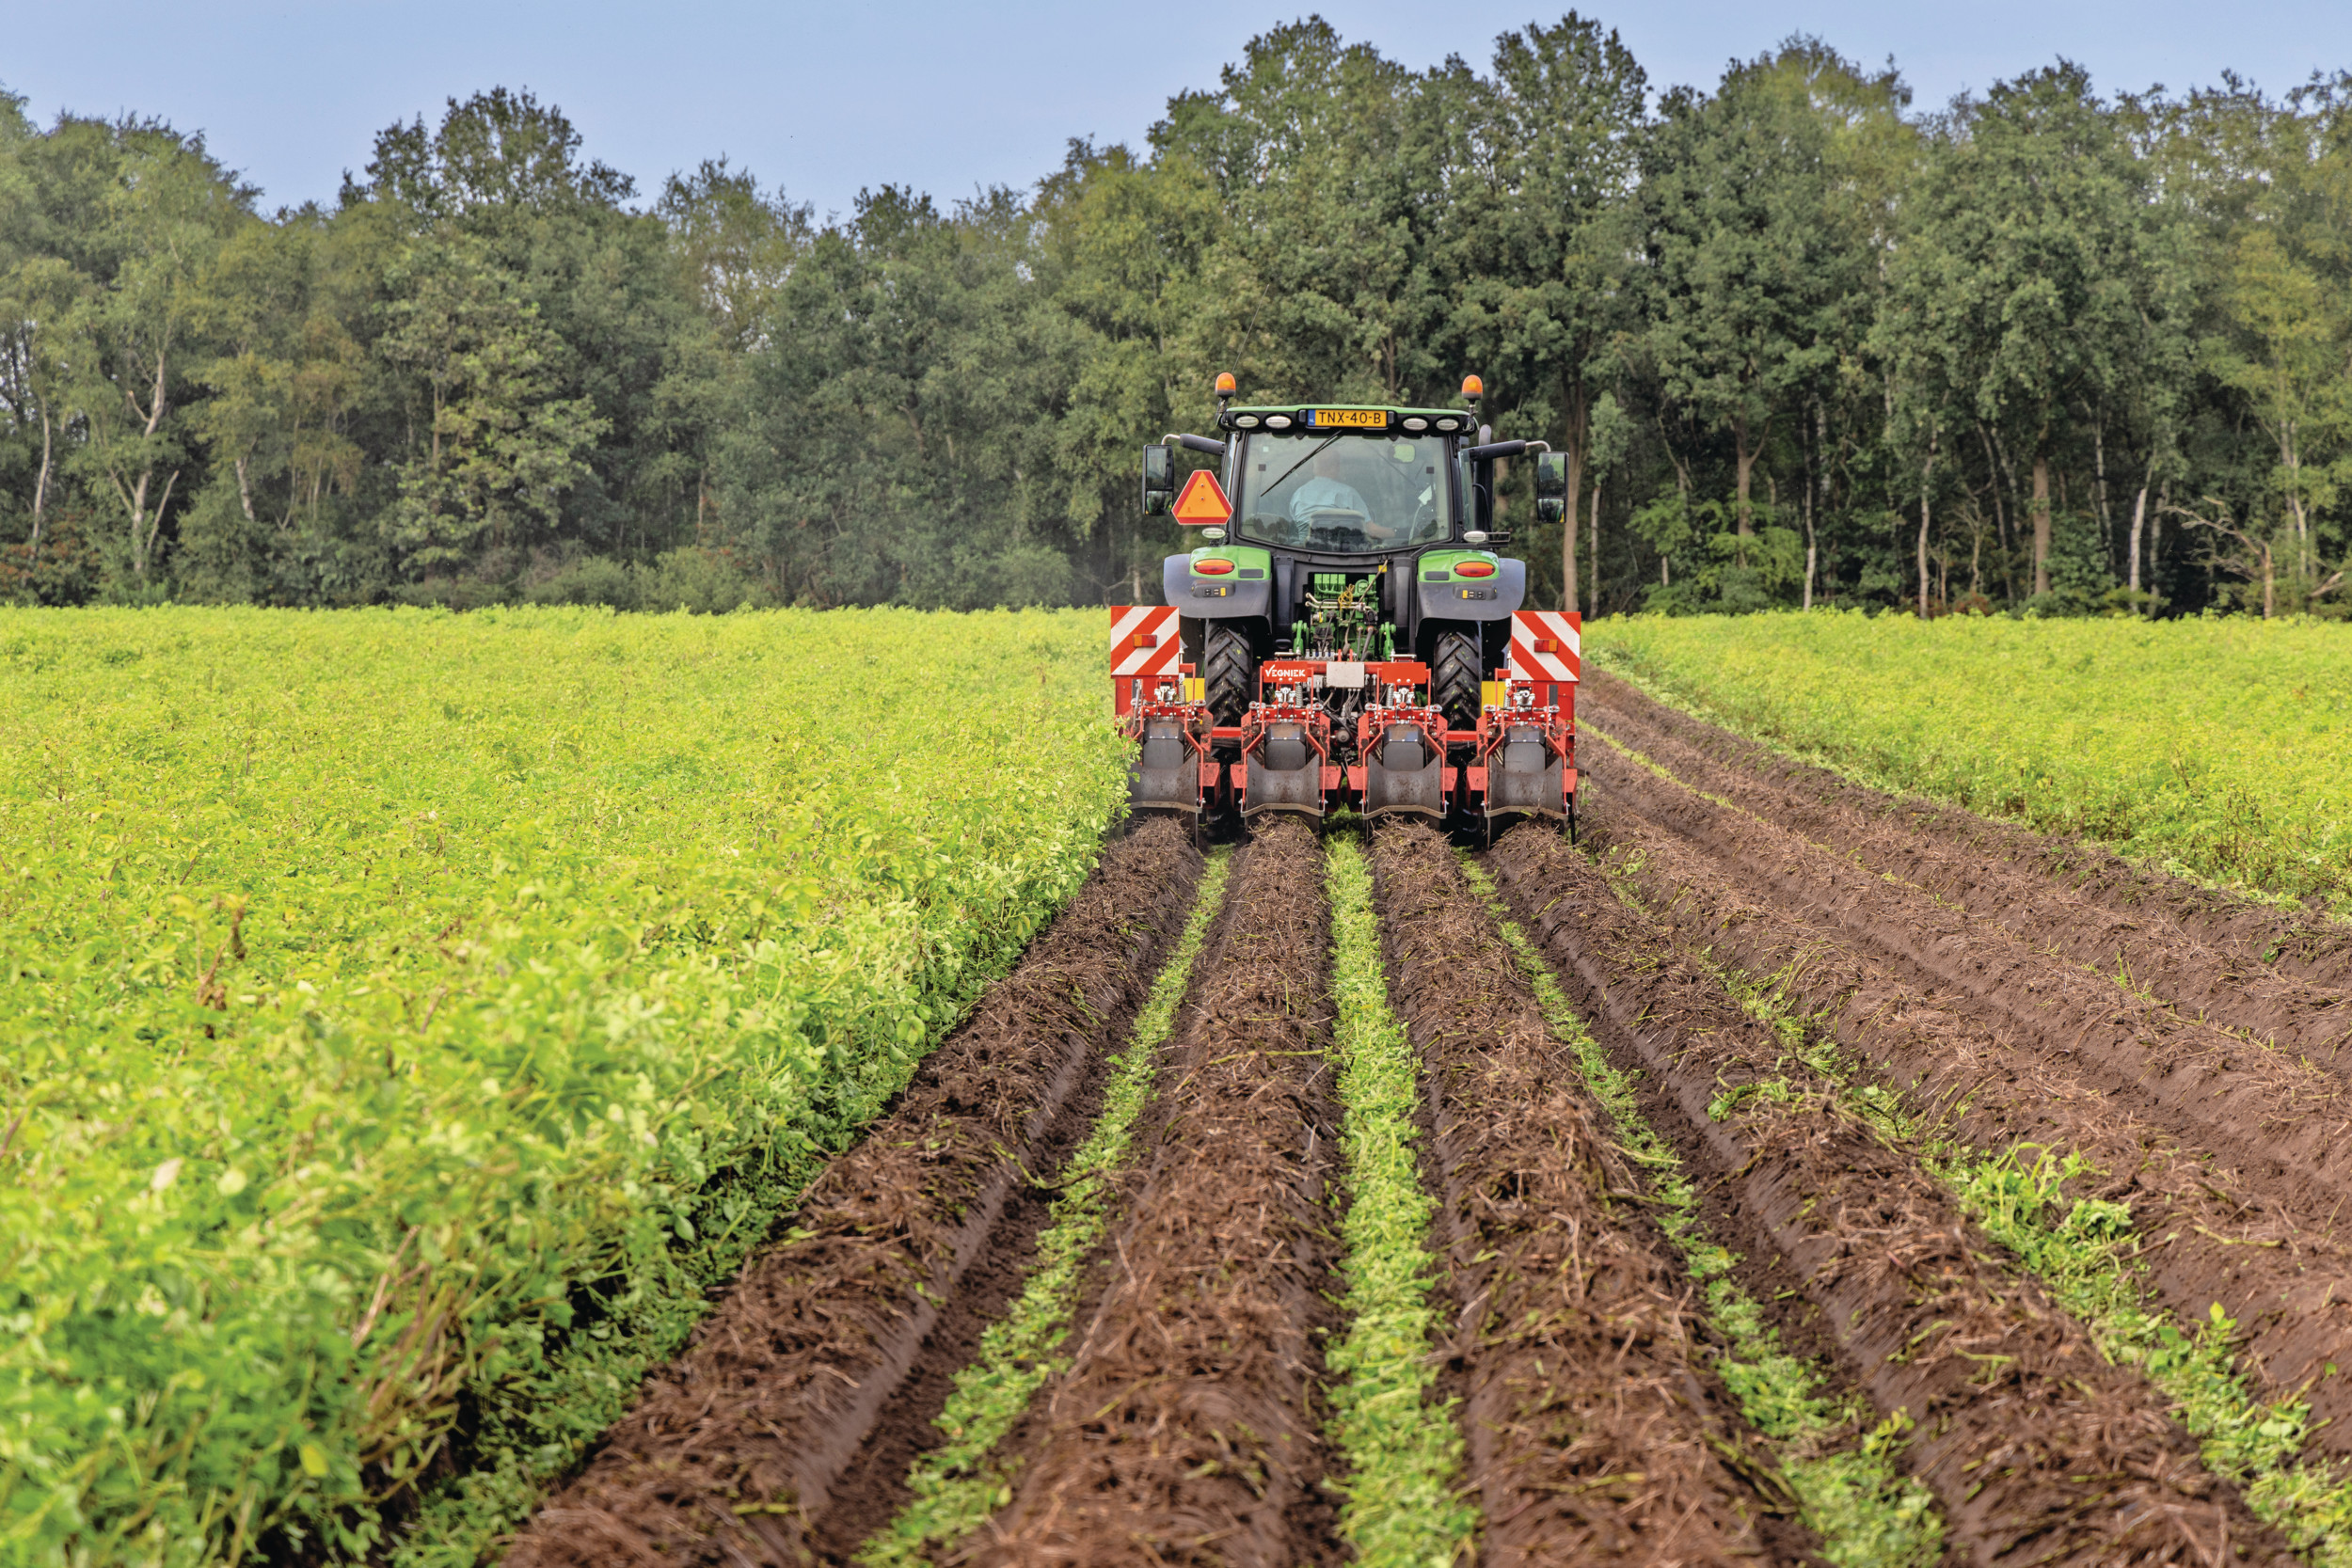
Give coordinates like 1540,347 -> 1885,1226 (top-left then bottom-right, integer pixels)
1119,373 -> 1578,828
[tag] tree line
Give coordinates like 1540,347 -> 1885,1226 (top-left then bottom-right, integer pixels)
3,16 -> 2348,617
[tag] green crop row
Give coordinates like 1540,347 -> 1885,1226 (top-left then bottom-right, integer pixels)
1458,857 -> 1945,1568
0,606 -> 1129,1568
1626,858 -> 2352,1565
1585,611 -> 2352,910
1320,834 -> 1476,1567
856,850 -> 1232,1567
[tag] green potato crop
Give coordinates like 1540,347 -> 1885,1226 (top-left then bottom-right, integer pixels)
0,604 -> 1128,1566
1586,610 -> 2352,912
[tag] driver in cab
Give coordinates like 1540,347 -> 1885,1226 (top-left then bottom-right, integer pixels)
1289,444 -> 1392,544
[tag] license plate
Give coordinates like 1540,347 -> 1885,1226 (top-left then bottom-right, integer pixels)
1307,408 -> 1386,428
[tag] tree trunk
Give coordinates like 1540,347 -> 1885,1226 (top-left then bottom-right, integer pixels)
1803,403 -> 1820,610
2128,480 -> 2149,605
1589,478 -> 1601,619
2262,539 -> 2275,619
1917,438 -> 1936,618
2282,420 -> 2309,581
2031,453 -> 2052,598
2092,415 -> 2111,569
1984,425 -> 2020,604
30,406 -> 52,557
1562,507 -> 1578,614
235,455 -> 259,525
1733,413 -> 1755,565
1561,382 -> 1586,614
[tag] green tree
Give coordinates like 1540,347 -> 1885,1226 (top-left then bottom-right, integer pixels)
377,233 -> 602,568
1636,47 -> 1859,561
1443,14 -> 1646,609
54,121 -> 254,584
1907,66 -> 2155,600
1034,140 -> 1220,598
1159,20 -> 1451,403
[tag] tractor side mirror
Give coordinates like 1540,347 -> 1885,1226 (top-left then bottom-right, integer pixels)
1534,451 -> 1567,499
1141,444 -> 1174,515
1533,450 -> 1566,525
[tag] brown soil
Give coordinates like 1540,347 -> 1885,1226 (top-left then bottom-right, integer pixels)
502,816 -> 1203,1568
1584,668 -> 2352,1003
1580,771 -> 2352,1461
1486,828 -> 2302,1567
1365,821 -> 1820,1566
962,814 -> 1343,1568
1573,719 -> 2352,1216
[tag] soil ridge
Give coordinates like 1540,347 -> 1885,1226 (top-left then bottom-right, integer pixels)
1583,667 -> 2352,992
1578,731 -> 2352,1209
503,816 -> 1202,1568
1486,828 -> 2298,1567
1582,791 -> 2352,1461
1368,821 -> 1820,1565
963,815 -> 1344,1568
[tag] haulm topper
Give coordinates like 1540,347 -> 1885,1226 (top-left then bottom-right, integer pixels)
1113,374 -> 1580,835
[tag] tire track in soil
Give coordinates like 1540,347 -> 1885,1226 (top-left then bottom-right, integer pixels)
1581,784 -> 2352,1463
1365,821 -> 1820,1566
1486,826 -> 2301,1568
1581,670 -> 2352,1059
502,816 -> 1203,1568
1583,668 -> 2352,996
1574,721 -> 2352,1222
962,813 -> 1343,1568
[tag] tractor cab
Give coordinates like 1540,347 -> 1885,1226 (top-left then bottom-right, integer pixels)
1113,374 -> 1581,835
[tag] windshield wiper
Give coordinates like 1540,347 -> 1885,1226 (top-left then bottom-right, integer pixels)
1258,436 -> 1339,506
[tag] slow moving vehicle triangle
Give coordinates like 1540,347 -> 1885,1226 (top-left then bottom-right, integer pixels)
1170,469 -> 1232,525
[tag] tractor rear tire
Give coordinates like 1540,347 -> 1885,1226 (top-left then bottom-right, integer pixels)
1431,629 -> 1482,736
1202,623 -> 1254,729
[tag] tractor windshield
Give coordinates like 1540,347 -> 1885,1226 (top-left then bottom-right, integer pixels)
1234,432 -> 1451,551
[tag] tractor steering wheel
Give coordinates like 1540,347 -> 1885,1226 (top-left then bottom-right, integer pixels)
1305,506 -> 1374,548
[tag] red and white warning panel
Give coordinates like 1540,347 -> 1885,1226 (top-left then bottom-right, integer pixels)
1109,605 -> 1181,715
1506,610 -> 1582,710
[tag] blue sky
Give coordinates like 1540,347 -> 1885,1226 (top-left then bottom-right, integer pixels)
7,1 -> 2349,219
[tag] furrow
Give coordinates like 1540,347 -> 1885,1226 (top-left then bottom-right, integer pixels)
1578,723 -> 2352,1213
503,816 -> 1203,1568
1581,771 -> 2352,1467
1367,821 -> 1818,1565
1486,826 -> 2300,1567
853,848 -> 1235,1566
1581,669 -> 2352,1058
1582,667 -> 2352,995
962,814 -> 1343,1568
